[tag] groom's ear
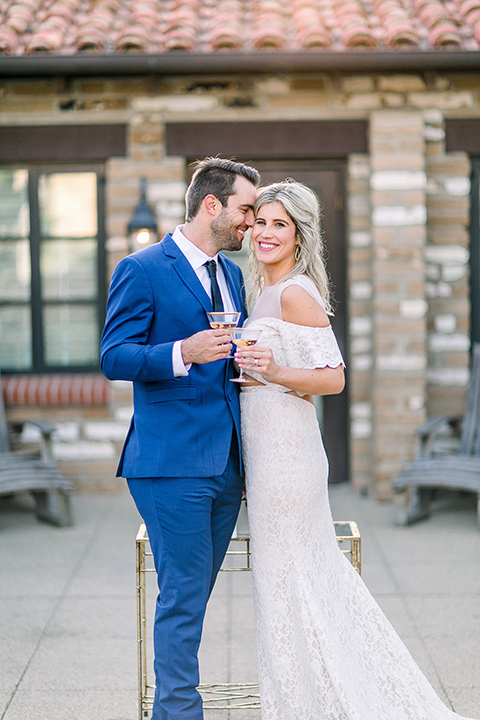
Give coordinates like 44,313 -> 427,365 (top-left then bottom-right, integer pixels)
204,194 -> 221,216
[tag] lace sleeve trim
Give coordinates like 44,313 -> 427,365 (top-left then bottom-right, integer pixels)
281,322 -> 345,370
250,317 -> 345,370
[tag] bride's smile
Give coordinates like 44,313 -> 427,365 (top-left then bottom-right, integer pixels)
252,200 -> 298,284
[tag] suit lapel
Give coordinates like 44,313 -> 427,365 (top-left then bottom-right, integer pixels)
161,235 -> 244,317
161,234 -> 212,312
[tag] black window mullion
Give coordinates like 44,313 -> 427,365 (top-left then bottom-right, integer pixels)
471,161 -> 480,346
28,170 -> 45,371
96,171 -> 107,342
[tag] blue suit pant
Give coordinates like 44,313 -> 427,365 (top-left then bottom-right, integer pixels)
128,439 -> 242,720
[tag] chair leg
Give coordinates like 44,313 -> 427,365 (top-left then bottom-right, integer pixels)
394,487 -> 431,526
477,494 -> 480,529
32,489 -> 73,527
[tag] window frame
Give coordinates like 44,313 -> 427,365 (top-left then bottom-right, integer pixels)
0,163 -> 106,374
471,159 -> 480,346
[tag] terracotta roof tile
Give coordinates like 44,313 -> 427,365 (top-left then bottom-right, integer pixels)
0,0 -> 479,56
292,1 -> 332,48
208,0 -> 244,51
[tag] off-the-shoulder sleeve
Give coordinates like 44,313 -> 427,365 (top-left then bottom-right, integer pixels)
280,322 -> 345,370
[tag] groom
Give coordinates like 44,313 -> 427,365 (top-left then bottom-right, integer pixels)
101,157 -> 260,719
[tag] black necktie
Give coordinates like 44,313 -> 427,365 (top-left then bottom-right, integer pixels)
204,260 -> 224,312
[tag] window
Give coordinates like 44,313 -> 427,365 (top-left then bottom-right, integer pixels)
0,167 -> 106,373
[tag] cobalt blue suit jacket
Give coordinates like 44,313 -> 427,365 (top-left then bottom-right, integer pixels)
100,233 -> 247,479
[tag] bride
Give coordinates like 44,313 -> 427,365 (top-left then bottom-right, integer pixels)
234,179 -> 476,720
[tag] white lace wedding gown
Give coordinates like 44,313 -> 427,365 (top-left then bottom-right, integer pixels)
240,274 -> 476,720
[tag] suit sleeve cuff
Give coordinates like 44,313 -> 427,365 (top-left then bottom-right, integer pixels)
172,340 -> 191,376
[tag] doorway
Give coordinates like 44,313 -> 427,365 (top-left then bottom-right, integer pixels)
235,160 -> 349,484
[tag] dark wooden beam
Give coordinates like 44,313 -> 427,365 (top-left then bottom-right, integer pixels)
0,124 -> 127,162
445,119 -> 480,155
166,120 -> 368,159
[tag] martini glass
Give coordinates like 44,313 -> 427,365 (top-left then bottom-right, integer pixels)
230,327 -> 262,383
206,311 -> 241,329
207,311 -> 241,360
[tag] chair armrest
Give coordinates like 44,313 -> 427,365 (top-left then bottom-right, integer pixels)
415,414 -> 462,457
9,420 -> 55,437
415,415 -> 462,439
8,420 -> 55,464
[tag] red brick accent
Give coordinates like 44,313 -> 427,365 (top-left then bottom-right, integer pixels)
2,374 -> 111,407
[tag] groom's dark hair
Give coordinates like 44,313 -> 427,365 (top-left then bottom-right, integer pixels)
185,157 -> 260,221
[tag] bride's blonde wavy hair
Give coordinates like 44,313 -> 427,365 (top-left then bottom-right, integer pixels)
246,179 -> 333,315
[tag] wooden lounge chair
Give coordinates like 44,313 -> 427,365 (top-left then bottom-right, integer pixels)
392,343 -> 480,527
0,374 -> 73,526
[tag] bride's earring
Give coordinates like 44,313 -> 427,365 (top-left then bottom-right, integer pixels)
295,244 -> 301,262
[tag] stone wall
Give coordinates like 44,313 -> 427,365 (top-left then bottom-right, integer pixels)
0,71 -> 476,494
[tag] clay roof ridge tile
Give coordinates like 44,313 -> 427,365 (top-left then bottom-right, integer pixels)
165,9 -> 198,26
375,0 -> 409,19
75,26 -> 107,49
385,21 -> 421,44
214,0 -> 242,7
80,15 -> 112,31
4,8 -> 33,33
413,0 -> 437,11
37,14 -> 71,30
294,6 -> 322,20
93,0 -> 120,12
458,0 -> 480,23
342,23 -> 378,45
428,19 -> 463,42
291,0 -> 322,7
418,7 -> 450,27
209,27 -> 244,50
250,24 -> 288,49
116,20 -> 153,51
166,0 -> 200,11
9,0 -> 39,11
459,0 -> 480,12
47,6 -> 75,22
297,25 -> 332,47
0,25 -> 20,53
49,0 -> 78,10
25,27 -> 65,51
7,1 -> 36,18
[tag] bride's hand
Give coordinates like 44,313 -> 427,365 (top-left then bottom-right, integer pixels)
234,344 -> 280,383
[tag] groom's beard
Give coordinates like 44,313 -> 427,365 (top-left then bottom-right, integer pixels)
211,209 -> 244,252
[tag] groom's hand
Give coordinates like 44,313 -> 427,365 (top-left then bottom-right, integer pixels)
181,329 -> 233,365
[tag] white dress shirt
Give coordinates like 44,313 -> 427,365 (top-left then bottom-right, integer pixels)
171,226 -> 236,376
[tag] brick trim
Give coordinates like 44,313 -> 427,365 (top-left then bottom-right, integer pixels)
2,374 -> 111,406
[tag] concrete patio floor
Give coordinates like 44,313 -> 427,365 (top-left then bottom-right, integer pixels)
0,481 -> 479,720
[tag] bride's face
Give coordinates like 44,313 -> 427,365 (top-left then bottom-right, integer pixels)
252,201 -> 298,272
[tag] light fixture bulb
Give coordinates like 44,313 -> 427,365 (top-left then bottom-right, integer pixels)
136,229 -> 151,245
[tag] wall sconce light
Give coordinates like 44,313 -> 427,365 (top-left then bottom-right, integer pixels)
127,178 -> 158,252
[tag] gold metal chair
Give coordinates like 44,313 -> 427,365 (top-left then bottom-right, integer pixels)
136,518 -> 361,719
